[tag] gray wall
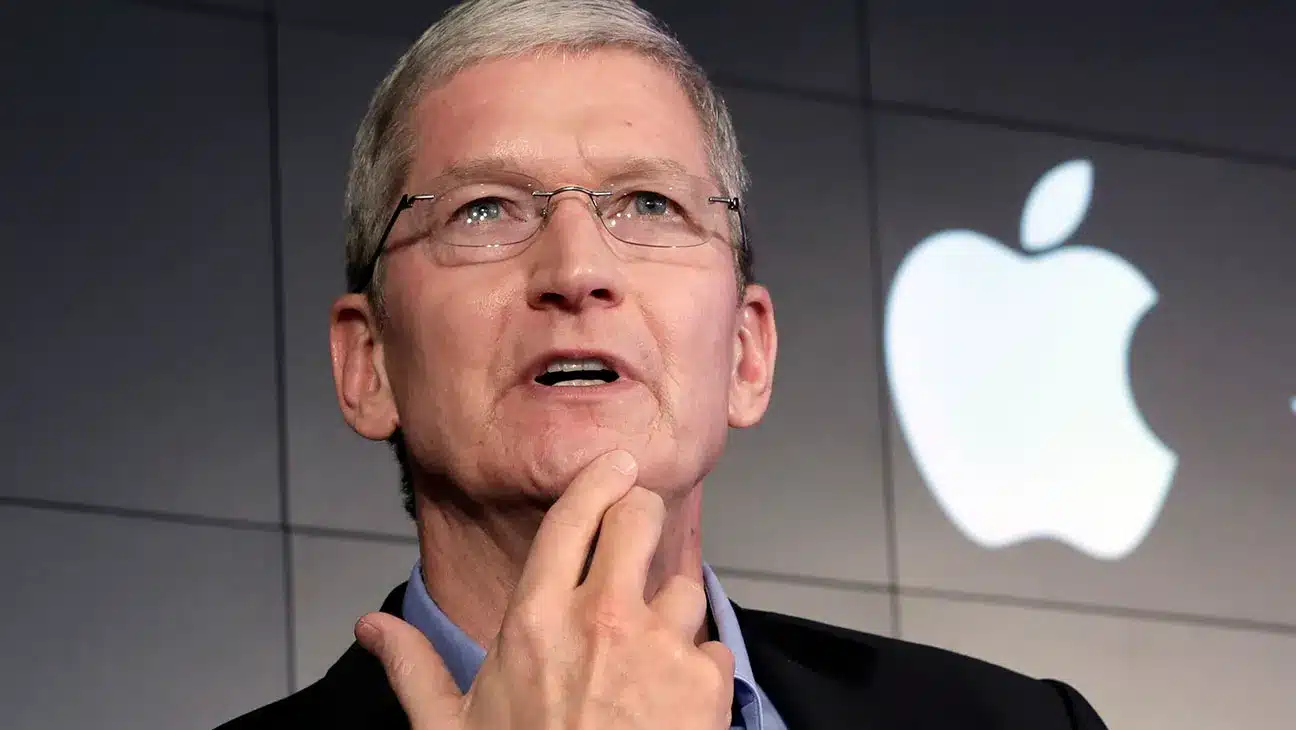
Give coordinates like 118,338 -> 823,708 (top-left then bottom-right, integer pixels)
2,1 -> 1293,728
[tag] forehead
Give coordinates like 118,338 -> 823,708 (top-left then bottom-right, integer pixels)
407,47 -> 711,185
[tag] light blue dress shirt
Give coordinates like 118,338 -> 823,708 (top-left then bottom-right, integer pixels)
401,561 -> 788,730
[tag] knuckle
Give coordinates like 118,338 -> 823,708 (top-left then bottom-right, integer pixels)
582,597 -> 635,641
651,574 -> 707,621
504,596 -> 551,637
698,659 -> 723,690
701,668 -> 728,703
662,573 -> 706,602
694,648 -> 732,694
387,653 -> 417,681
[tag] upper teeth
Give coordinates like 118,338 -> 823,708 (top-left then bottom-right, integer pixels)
545,358 -> 611,373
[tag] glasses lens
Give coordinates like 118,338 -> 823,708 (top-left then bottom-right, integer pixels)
389,172 -> 737,267
403,178 -> 543,256
598,175 -> 731,248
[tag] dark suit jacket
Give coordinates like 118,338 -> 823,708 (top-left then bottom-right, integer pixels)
219,582 -> 1108,729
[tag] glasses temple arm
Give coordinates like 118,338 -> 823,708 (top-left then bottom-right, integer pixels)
352,194 -> 414,293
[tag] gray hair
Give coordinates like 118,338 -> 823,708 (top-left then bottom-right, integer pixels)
342,0 -> 754,519
343,0 -> 753,313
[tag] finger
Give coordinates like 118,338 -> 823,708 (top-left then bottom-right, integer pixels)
647,573 -> 708,638
516,449 -> 639,595
582,486 -> 667,599
355,611 -> 461,727
699,640 -> 735,679
698,640 -> 736,723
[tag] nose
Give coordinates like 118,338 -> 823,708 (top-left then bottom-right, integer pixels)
525,191 -> 626,313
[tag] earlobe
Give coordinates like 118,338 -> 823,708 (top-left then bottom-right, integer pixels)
728,285 -> 777,429
330,294 -> 399,441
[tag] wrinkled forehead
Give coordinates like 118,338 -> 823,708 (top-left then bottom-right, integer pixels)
405,47 -> 712,188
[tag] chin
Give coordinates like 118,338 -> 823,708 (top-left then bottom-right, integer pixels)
520,428 -> 638,495
519,426 -> 720,504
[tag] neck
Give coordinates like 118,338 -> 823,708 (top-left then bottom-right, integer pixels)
415,479 -> 709,650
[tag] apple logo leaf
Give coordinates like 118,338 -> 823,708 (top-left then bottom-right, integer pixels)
1020,159 -> 1094,253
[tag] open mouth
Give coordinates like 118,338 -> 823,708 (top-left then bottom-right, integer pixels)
534,357 -> 621,387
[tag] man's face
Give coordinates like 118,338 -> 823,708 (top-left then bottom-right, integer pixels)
339,48 -> 775,504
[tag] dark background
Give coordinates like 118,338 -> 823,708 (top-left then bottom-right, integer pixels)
2,1 -> 1293,728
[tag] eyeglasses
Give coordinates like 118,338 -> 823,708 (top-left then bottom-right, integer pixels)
350,169 -> 746,293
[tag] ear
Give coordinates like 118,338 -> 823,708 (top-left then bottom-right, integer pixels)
728,283 -> 777,428
330,293 -> 399,441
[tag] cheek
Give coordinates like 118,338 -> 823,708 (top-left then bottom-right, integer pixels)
654,282 -> 737,403
384,271 -> 517,416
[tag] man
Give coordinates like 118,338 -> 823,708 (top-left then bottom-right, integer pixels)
221,0 -> 1108,727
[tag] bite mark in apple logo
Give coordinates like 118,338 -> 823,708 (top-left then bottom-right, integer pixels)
884,159 -> 1178,561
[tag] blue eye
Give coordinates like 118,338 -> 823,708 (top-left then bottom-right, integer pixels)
460,198 -> 504,225
633,192 -> 672,216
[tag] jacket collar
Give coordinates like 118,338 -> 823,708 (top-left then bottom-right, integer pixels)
321,583 -> 879,730
313,584 -> 411,727
733,601 -> 882,729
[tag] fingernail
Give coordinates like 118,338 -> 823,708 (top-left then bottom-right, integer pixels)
355,619 -> 378,644
608,450 -> 636,474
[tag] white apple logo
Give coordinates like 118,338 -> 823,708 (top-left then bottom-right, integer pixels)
884,159 -> 1177,561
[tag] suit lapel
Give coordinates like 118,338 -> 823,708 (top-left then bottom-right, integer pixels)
327,587 -> 886,729
315,583 -> 411,729
735,601 -> 884,730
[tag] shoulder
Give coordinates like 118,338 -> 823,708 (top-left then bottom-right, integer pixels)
213,676 -> 337,730
215,585 -> 412,730
214,643 -> 409,730
737,606 -> 1107,729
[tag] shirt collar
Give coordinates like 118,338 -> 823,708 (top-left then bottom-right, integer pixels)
400,562 -> 762,711
400,562 -> 484,694
701,563 -> 762,713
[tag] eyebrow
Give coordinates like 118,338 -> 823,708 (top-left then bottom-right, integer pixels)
436,155 -> 696,183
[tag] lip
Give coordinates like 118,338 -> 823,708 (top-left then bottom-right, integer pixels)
523,348 -> 642,387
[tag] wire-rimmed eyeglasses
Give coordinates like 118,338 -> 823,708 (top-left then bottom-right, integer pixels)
349,169 -> 746,293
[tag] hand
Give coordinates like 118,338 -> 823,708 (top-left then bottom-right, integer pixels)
354,449 -> 735,730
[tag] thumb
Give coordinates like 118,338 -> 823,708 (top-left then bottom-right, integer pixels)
355,611 -> 462,727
